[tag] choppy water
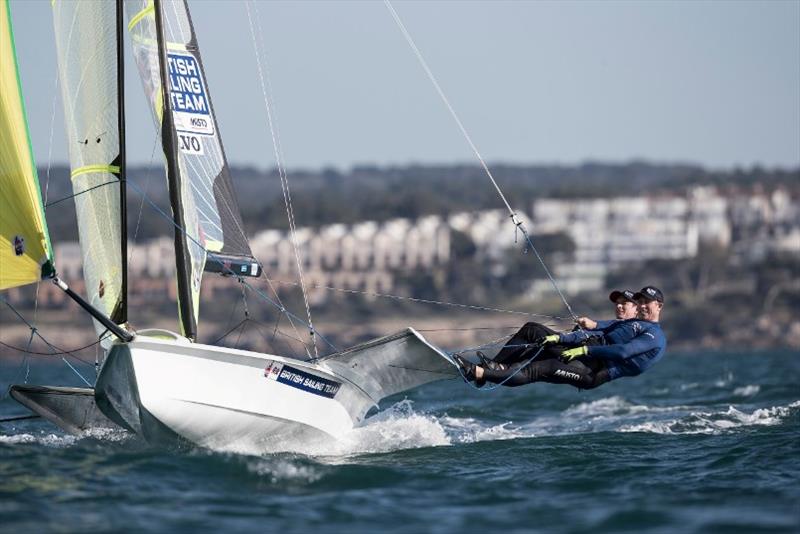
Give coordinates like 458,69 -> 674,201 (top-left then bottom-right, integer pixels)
1,349 -> 798,533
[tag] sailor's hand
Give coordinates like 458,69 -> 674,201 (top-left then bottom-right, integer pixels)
576,317 -> 597,329
561,346 -> 588,362
540,334 -> 560,345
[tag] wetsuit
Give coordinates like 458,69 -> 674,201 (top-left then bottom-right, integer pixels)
482,320 -> 667,389
492,322 -> 560,365
493,321 -> 611,366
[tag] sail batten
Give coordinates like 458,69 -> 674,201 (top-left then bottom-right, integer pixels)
0,0 -> 55,291
52,0 -> 127,333
128,0 -> 261,339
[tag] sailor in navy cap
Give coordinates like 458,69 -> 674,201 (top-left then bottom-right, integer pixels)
633,285 -> 664,322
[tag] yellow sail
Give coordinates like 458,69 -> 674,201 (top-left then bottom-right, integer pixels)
0,0 -> 54,290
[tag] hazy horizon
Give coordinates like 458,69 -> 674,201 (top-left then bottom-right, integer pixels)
9,1 -> 800,172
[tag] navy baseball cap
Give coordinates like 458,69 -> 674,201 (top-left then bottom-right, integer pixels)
609,289 -> 636,303
634,286 -> 664,303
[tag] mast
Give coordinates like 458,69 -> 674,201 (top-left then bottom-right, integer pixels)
115,0 -> 128,325
153,0 -> 197,340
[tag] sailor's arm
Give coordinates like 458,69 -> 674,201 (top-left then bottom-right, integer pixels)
558,319 -> 617,345
575,317 -> 616,330
593,319 -> 616,329
586,333 -> 662,362
558,329 -> 603,345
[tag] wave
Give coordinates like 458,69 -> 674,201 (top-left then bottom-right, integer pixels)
620,400 -> 800,435
0,426 -> 130,448
0,433 -> 78,447
245,457 -> 324,484
733,385 -> 760,397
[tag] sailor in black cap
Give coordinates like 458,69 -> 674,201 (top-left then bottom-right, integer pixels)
576,289 -> 639,330
456,286 -> 667,390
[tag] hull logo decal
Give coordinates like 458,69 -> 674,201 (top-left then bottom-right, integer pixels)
265,361 -> 341,399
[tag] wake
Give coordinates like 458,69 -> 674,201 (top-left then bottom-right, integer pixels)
2,396 -> 797,455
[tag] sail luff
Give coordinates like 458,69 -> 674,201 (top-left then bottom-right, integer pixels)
0,0 -> 55,291
154,0 -> 197,340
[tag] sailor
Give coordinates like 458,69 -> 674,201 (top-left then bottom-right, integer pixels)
488,288 -> 639,368
456,286 -> 667,390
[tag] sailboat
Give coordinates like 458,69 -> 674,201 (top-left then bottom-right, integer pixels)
2,0 -> 458,451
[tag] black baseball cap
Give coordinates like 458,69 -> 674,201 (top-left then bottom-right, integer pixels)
609,289 -> 636,303
633,286 -> 664,303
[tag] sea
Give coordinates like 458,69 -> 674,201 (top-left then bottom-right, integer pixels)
1,349 -> 798,533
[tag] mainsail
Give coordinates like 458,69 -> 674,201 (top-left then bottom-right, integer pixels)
52,0 -> 127,335
127,0 -> 261,340
0,0 -> 54,291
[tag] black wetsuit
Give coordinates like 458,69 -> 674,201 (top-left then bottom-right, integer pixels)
484,322 -> 610,390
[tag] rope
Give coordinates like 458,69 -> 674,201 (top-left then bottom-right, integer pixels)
452,345 -> 545,391
383,1 -> 578,323
245,0 -> 319,358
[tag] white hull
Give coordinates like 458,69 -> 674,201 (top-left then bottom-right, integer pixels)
95,328 -> 456,452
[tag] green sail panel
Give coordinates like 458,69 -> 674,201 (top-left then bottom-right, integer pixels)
127,0 -> 259,339
0,0 -> 54,291
52,1 -> 127,335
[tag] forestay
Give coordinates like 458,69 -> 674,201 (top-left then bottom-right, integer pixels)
0,0 -> 54,291
126,0 -> 260,339
52,1 -> 127,335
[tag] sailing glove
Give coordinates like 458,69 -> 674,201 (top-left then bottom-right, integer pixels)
561,346 -> 588,361
542,334 -> 560,345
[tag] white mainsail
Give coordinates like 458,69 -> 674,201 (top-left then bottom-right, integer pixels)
52,1 -> 127,336
126,0 -> 260,339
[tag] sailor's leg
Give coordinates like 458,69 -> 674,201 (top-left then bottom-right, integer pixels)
494,322 -> 559,365
482,358 -> 609,389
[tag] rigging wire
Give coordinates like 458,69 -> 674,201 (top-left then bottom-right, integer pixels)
263,277 -> 570,321
22,71 -> 63,386
1,299 -> 96,367
45,180 -> 118,208
0,70 -> 95,391
0,298 -> 96,399
124,178 -> 339,354
383,0 -> 578,323
130,134 -> 160,246
244,0 -> 319,358
0,338 -> 103,358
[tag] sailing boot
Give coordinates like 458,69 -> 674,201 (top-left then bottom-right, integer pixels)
476,351 -> 506,371
454,355 -> 480,384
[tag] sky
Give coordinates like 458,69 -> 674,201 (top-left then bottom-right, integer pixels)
9,0 -> 800,172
